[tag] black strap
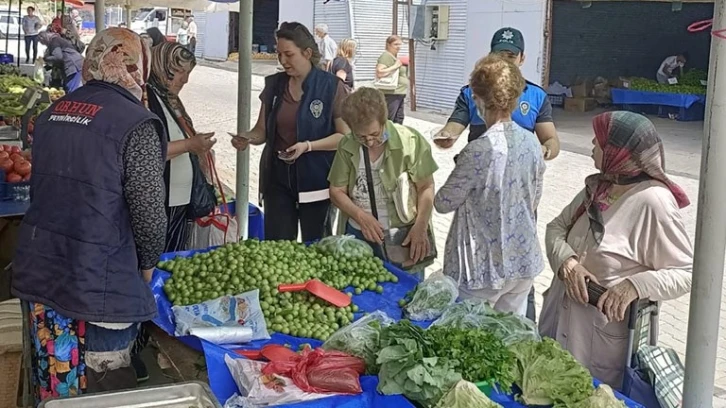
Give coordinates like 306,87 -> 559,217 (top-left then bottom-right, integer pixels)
361,147 -> 379,220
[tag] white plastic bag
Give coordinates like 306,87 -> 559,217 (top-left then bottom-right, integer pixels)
33,58 -> 45,85
224,355 -> 337,406
404,272 -> 459,321
172,289 -> 270,341
187,212 -> 239,250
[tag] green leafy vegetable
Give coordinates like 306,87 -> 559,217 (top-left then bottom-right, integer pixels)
434,380 -> 503,408
573,384 -> 627,408
510,338 -> 595,407
404,273 -> 458,321
427,325 -> 516,391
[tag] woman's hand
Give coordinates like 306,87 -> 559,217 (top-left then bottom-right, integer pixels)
188,132 -> 216,155
597,280 -> 639,322
142,268 -> 154,284
433,130 -> 457,149
354,209 -> 384,244
559,258 -> 599,304
402,223 -> 430,263
231,134 -> 250,151
285,142 -> 310,162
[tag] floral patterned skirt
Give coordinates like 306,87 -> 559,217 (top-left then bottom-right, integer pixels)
28,302 -> 87,404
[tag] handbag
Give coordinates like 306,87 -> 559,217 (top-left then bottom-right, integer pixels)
362,147 -> 436,270
373,60 -> 400,91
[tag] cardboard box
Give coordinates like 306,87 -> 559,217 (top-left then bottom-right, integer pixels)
564,97 -> 598,112
570,81 -> 594,98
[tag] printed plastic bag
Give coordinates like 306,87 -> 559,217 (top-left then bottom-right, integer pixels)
172,289 -> 270,341
431,299 -> 540,345
322,311 -> 394,373
33,58 -> 45,84
404,272 -> 459,321
262,348 -> 366,394
314,235 -> 374,259
224,355 -> 334,406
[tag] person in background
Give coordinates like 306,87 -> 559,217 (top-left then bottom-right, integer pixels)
145,27 -> 167,47
314,23 -> 337,71
540,111 -> 692,388
38,31 -> 84,92
119,22 -> 127,28
434,26 -> 559,322
51,10 -> 63,33
656,53 -> 688,84
12,27 -> 167,403
177,21 -> 189,48
330,38 -> 356,90
187,16 -> 198,55
22,6 -> 43,64
329,87 -> 437,272
434,54 -> 545,315
71,8 -> 83,32
231,21 -> 349,242
375,35 -> 409,125
132,41 -> 215,382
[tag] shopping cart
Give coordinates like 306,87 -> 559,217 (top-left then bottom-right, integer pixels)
621,300 -> 663,408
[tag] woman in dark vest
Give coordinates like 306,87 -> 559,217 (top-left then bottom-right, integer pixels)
12,28 -> 167,402
231,21 -> 349,241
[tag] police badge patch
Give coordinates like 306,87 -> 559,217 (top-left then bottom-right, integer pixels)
310,99 -> 324,118
520,101 -> 530,116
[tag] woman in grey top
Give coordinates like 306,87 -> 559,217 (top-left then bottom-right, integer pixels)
434,54 -> 545,315
22,6 -> 43,63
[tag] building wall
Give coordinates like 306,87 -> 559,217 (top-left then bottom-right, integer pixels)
280,0 -> 314,30
350,0 -> 396,81
549,1 -> 713,85
313,0 -> 352,44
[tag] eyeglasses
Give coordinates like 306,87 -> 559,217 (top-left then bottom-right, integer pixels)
354,126 -> 386,148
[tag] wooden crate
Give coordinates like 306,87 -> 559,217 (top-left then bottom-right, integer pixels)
564,97 -> 598,112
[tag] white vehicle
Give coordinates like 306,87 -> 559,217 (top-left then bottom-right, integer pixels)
130,7 -> 191,37
0,13 -> 22,39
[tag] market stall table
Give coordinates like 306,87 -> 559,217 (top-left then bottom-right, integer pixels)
611,88 -> 706,121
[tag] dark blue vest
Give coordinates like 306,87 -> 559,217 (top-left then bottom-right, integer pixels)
463,80 -> 547,132
12,81 -> 165,323
261,68 -> 338,198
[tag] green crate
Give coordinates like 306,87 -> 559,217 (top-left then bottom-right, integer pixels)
476,380 -> 493,396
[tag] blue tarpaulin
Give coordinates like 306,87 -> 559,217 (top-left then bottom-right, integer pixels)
611,88 -> 706,109
150,246 -> 643,408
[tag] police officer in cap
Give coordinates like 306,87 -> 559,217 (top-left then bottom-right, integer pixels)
435,27 -> 560,322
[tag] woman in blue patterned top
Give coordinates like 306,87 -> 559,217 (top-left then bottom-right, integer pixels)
434,54 -> 546,315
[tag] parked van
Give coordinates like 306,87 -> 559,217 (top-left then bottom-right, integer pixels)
130,7 -> 191,37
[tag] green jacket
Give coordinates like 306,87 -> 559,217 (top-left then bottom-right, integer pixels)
328,120 -> 438,233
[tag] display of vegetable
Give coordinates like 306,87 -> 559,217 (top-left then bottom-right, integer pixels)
627,76 -> 705,95
322,310 -> 394,374
404,273 -> 458,321
509,338 -> 595,407
0,144 -> 31,182
426,325 -> 516,391
376,320 -> 462,407
158,239 -> 398,341
0,64 -> 21,76
431,299 -> 540,345
434,380 -> 503,408
314,234 -> 374,259
679,68 -> 707,87
573,384 -> 627,408
0,75 -> 64,117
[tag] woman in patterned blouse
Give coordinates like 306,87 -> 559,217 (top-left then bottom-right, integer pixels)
434,54 -> 546,315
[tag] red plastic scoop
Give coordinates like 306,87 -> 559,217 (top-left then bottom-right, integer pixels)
278,279 -> 352,308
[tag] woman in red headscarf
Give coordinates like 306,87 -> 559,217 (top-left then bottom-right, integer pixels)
540,111 -> 693,388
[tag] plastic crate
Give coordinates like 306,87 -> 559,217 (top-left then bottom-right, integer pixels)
548,93 -> 566,107
0,171 -> 30,202
657,103 -> 705,122
215,201 -> 265,240
0,55 -> 14,64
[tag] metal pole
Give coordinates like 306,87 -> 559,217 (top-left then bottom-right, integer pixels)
94,0 -> 106,32
125,4 -> 131,26
16,0 -> 21,67
682,1 -> 726,407
235,0 -> 252,240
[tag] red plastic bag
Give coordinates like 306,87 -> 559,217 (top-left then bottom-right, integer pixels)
262,348 -> 366,394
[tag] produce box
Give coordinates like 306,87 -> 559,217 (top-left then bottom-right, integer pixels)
564,97 -> 597,112
570,80 -> 593,98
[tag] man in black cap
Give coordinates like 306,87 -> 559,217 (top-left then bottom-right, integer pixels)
434,27 -> 560,322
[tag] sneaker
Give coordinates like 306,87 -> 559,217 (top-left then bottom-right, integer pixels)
131,354 -> 149,383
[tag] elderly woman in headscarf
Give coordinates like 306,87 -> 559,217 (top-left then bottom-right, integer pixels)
38,30 -> 84,92
12,28 -> 167,402
540,111 -> 693,388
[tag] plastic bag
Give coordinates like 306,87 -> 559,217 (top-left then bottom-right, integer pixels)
322,311 -> 394,373
224,355 -> 335,406
187,212 -> 240,250
404,272 -> 459,321
314,235 -> 374,259
431,299 -> 540,345
33,59 -> 45,84
172,289 -> 270,341
262,348 -> 366,394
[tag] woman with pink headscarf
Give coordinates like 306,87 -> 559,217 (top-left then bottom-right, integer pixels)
12,28 -> 167,403
540,111 -> 693,388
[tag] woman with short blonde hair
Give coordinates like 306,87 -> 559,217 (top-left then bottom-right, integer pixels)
435,54 -> 546,314
331,38 -> 357,89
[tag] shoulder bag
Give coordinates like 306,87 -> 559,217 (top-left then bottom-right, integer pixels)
373,54 -> 399,91
362,147 -> 436,270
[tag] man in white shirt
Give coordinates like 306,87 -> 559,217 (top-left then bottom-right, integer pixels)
187,16 -> 198,55
656,53 -> 688,84
314,23 -> 337,71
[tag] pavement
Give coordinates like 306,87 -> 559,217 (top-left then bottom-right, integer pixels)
179,63 -> 726,402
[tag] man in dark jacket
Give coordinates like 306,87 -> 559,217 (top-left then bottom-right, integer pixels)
38,31 -> 84,92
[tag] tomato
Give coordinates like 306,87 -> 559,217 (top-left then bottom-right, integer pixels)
9,153 -> 22,162
6,172 -> 22,183
0,152 -> 8,161
8,146 -> 20,154
0,159 -> 12,173
0,145 -> 4,152
14,160 -> 30,176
